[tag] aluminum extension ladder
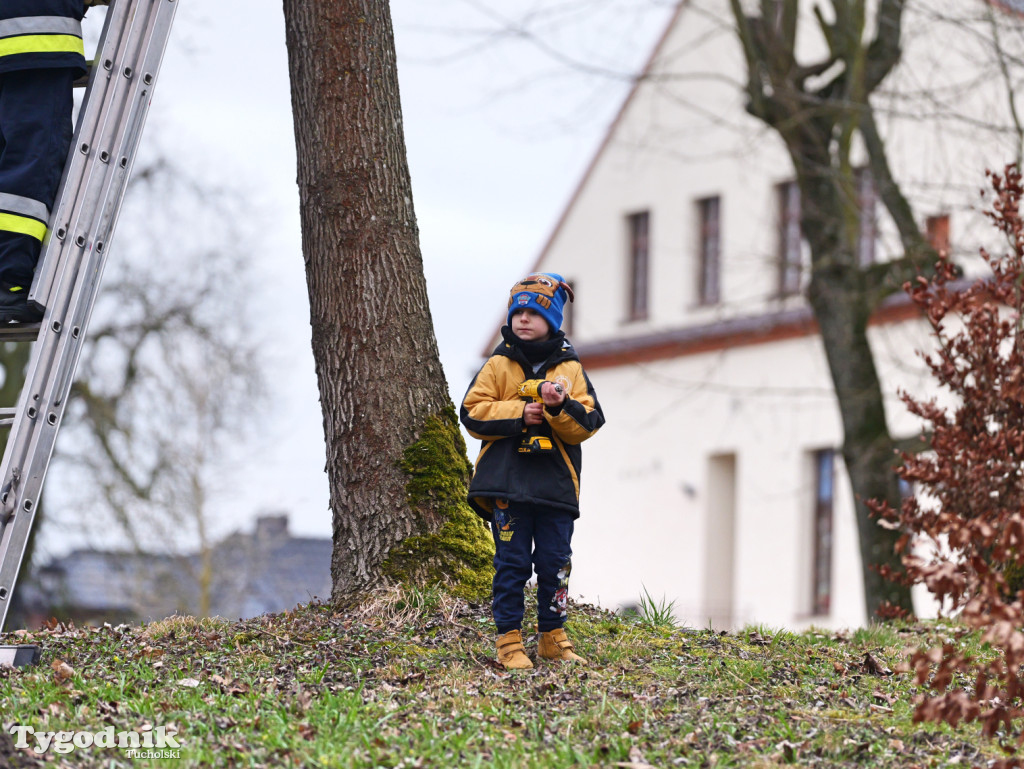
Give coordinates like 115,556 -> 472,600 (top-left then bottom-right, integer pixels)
0,0 -> 179,664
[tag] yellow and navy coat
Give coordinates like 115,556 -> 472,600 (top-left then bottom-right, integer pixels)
460,332 -> 605,522
0,2 -> 87,76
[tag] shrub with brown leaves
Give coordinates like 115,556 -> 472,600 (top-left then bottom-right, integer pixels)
873,166 -> 1024,764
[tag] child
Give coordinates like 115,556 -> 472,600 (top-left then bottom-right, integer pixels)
461,273 -> 605,670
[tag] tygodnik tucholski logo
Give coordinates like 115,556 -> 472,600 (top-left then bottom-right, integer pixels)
10,723 -> 183,759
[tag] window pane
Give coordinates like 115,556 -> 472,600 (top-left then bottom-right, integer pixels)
778,182 -> 802,295
926,214 -> 950,257
629,212 -> 650,320
856,168 -> 877,267
562,279 -> 575,335
698,196 -> 721,305
812,449 -> 835,616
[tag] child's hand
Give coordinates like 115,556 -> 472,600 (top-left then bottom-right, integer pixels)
540,382 -> 567,407
523,402 -> 545,425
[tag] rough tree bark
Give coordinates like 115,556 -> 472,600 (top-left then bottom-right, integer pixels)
282,0 -> 491,600
729,0 -> 932,618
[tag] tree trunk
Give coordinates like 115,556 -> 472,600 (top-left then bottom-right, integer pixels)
282,0 -> 491,600
731,0 -> 919,619
797,161 -> 913,620
806,259 -> 910,618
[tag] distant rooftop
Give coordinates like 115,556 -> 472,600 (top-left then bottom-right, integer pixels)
17,513 -> 331,626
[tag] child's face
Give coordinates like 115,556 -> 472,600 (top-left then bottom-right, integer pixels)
511,308 -> 552,341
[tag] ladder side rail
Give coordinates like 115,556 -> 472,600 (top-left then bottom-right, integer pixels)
0,246 -> 88,617
31,0 -> 132,306
0,0 -> 179,630
37,12 -> 172,422
42,58 -> 140,329
0,256 -> 87,619
73,0 -> 175,302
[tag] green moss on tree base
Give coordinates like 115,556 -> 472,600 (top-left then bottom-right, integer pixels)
381,405 -> 493,600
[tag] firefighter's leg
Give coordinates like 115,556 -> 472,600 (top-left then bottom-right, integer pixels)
0,68 -> 75,286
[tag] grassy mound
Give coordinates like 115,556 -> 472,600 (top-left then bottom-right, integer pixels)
0,585 -> 1002,767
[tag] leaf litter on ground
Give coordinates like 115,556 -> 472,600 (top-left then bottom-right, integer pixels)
0,583 -> 1010,768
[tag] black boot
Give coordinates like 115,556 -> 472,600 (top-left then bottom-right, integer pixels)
0,284 -> 42,324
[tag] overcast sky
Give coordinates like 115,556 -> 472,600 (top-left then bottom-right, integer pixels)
44,0 -> 674,550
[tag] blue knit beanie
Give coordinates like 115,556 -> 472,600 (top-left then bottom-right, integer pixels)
506,273 -> 574,332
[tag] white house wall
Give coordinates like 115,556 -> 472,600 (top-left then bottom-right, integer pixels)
571,316 -> 932,630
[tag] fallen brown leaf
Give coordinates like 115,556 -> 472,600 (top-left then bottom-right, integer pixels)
51,659 -> 74,684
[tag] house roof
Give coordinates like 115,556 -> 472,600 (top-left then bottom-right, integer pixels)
481,1 -> 690,358
575,293 -> 920,370
523,0 -> 689,279
207,533 -> 332,619
993,0 -> 1024,15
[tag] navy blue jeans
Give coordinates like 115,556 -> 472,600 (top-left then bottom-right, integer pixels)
490,501 -> 575,634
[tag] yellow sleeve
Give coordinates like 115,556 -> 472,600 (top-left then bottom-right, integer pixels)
545,364 -> 605,445
460,359 -> 525,441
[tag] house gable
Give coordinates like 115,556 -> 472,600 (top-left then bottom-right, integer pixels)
522,0 -> 803,347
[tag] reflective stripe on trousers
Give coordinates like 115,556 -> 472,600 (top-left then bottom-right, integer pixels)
0,17 -> 84,59
0,193 -> 48,241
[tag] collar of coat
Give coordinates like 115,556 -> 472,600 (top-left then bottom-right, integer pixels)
495,326 -> 578,368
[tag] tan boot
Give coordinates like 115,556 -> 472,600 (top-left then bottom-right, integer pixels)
538,628 -> 588,664
496,629 -> 533,670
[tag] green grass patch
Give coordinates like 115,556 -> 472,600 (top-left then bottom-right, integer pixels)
0,586 -> 1009,767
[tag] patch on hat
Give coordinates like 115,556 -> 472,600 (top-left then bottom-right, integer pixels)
506,272 -> 574,332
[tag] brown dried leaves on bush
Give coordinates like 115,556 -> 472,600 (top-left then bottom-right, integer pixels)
873,166 -> 1024,757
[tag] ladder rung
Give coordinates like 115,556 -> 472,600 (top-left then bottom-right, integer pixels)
0,645 -> 40,668
0,324 -> 41,343
0,409 -> 15,429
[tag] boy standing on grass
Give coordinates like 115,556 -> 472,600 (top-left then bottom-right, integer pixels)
461,273 -> 605,670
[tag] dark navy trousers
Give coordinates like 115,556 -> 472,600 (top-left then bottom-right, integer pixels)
0,68 -> 75,286
490,501 -> 575,634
